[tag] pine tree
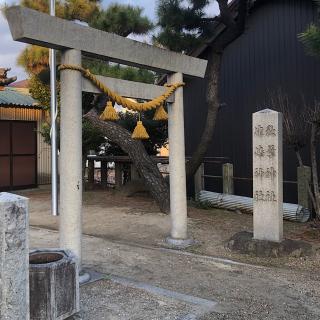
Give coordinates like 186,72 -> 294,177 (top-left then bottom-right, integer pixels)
155,0 -> 213,52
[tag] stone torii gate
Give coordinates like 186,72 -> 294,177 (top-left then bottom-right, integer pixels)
6,6 -> 208,266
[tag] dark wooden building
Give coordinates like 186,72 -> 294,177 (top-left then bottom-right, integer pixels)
0,70 -> 51,191
184,0 -> 320,203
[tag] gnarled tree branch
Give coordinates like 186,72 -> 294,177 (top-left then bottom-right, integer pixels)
84,96 -> 170,213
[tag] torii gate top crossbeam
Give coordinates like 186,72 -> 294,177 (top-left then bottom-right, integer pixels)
6,6 -> 208,78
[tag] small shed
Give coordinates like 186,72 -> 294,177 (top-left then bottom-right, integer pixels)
0,68 -> 51,191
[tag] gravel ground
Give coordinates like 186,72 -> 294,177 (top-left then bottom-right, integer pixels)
79,280 -> 195,320
18,188 -> 320,319
19,188 -> 320,271
31,227 -> 320,320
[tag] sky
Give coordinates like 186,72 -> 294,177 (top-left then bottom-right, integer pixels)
0,0 -> 219,81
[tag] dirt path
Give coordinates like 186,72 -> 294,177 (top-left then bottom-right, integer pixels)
20,188 -> 320,319
31,227 -> 320,319
19,188 -> 320,271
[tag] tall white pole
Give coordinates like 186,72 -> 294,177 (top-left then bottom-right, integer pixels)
167,72 -> 189,242
59,49 -> 83,264
50,0 -> 58,216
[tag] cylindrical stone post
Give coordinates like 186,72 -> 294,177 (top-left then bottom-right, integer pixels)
59,49 -> 83,265
167,72 -> 188,240
297,165 -> 311,209
223,163 -> 234,195
0,193 -> 29,320
194,163 -> 204,201
253,109 -> 283,242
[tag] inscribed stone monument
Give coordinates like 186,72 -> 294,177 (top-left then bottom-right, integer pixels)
253,109 -> 283,242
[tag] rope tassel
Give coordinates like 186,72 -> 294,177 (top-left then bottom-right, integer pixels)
153,104 -> 168,121
132,121 -> 149,140
100,101 -> 119,121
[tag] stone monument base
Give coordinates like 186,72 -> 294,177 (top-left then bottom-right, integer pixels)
165,237 -> 196,250
227,231 -> 312,258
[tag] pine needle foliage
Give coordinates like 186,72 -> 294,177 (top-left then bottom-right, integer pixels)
299,0 -> 320,56
90,4 -> 154,37
155,0 -> 215,52
21,0 -> 100,22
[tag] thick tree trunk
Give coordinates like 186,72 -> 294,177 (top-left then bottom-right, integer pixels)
84,107 -> 170,213
186,0 -> 249,179
186,52 -> 222,178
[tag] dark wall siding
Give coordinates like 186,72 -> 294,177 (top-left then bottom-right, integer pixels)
184,0 -> 320,202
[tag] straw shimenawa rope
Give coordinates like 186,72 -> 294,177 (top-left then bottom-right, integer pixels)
58,64 -> 185,112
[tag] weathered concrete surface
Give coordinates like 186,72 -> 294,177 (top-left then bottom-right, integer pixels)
30,227 -> 320,320
167,72 -> 188,240
0,193 -> 29,320
83,76 -> 174,102
29,249 -> 79,319
6,6 -> 207,77
253,109 -> 283,242
60,49 -> 83,265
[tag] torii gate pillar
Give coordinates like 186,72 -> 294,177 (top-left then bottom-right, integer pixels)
59,49 -> 83,265
167,72 -> 192,247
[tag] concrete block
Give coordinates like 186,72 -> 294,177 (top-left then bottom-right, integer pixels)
0,193 -> 29,320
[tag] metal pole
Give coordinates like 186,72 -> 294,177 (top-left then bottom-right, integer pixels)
50,0 -> 58,216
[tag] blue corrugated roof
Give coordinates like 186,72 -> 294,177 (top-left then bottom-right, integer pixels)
0,87 -> 40,108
